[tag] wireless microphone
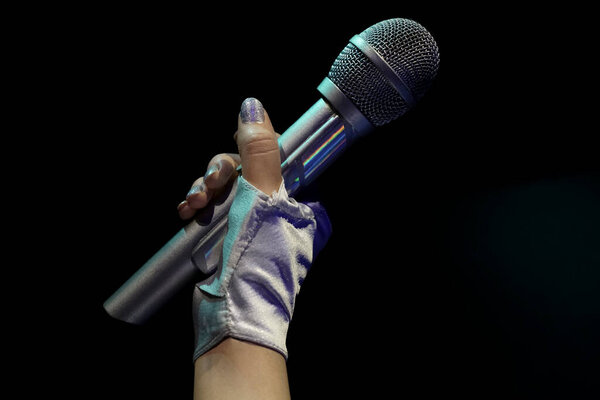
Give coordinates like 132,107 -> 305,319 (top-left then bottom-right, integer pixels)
104,18 -> 440,324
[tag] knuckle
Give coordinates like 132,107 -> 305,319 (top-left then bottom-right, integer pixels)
237,127 -> 278,155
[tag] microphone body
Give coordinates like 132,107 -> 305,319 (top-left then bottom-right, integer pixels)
104,80 -> 371,324
104,18 -> 439,324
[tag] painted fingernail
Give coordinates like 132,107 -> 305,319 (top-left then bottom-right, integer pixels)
177,200 -> 188,211
204,162 -> 221,181
240,97 -> 264,124
186,182 -> 205,198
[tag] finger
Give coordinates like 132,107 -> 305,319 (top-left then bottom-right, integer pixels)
185,177 -> 212,210
178,153 -> 242,220
203,153 -> 241,190
177,200 -> 196,220
235,98 -> 282,195
188,153 -> 241,209
177,179 -> 211,220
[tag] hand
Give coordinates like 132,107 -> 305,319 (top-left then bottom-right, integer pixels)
190,98 -> 332,399
177,97 -> 281,220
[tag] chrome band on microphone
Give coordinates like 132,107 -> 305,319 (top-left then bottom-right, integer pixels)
317,77 -> 374,138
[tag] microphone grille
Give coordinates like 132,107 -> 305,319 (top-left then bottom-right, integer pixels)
328,18 -> 439,127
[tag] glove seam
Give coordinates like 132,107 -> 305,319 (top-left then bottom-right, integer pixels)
224,205 -> 295,360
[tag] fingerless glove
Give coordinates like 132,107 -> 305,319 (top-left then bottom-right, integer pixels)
193,176 -> 331,361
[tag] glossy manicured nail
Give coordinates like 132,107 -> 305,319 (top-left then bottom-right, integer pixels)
177,200 -> 188,211
240,97 -> 264,124
204,163 -> 221,181
186,183 -> 205,198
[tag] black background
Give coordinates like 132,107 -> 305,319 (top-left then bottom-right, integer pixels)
21,3 -> 599,398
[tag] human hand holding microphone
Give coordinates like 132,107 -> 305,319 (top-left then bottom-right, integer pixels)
187,97 -> 331,399
103,17 -> 439,399
103,18 -> 439,326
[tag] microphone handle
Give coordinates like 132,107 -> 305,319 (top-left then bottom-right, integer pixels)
104,82 -> 372,324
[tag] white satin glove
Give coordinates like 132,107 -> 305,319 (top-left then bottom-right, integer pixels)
192,176 -> 331,361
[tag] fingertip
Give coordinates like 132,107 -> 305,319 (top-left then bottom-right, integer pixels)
186,182 -> 206,199
204,154 -> 241,190
177,199 -> 188,212
235,98 -> 282,195
203,162 -> 221,188
186,189 -> 212,209
237,98 -> 275,132
240,97 -> 265,124
177,200 -> 195,220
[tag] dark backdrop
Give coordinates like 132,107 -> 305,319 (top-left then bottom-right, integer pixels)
34,3 -> 599,398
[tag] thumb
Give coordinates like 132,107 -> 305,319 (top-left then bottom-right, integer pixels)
235,98 -> 282,195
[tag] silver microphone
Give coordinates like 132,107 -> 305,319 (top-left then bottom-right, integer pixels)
104,17 -> 440,324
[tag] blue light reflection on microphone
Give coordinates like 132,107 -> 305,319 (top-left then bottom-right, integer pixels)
282,115 -> 348,195
303,123 -> 346,182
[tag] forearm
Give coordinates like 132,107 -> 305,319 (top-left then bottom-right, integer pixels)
194,338 -> 291,400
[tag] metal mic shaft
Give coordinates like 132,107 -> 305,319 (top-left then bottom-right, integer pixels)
103,87 -> 370,324
103,17 -> 439,324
